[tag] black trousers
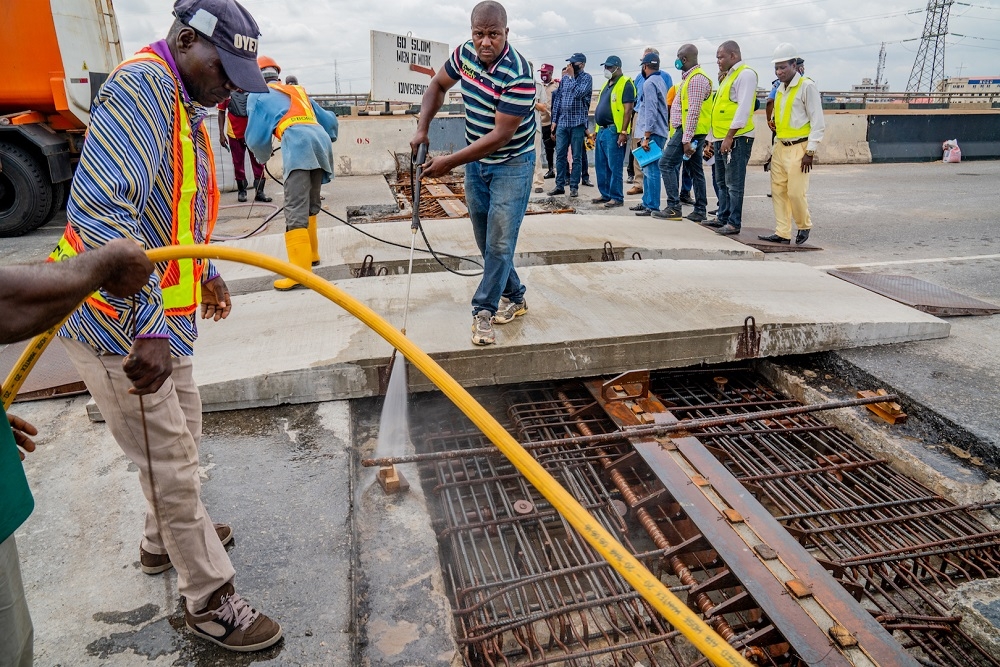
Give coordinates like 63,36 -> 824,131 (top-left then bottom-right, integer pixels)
542,124 -> 555,170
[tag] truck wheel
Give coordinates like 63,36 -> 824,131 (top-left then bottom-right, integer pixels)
0,142 -> 54,237
42,181 -> 68,225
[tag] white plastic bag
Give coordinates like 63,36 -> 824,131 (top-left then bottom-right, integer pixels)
942,139 -> 962,163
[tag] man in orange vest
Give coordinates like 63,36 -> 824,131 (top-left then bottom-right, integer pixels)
53,0 -> 282,652
246,58 -> 339,290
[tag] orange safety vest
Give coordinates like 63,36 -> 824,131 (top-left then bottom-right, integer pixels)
49,49 -> 218,319
268,82 -> 319,139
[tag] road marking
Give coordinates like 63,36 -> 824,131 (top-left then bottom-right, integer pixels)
815,254 -> 1000,270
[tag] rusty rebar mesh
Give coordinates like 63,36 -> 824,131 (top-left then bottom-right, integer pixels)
388,172 -> 467,220
649,369 -> 1000,667
412,389 -> 782,667
411,370 -> 1000,666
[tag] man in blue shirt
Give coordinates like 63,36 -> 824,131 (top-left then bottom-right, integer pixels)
548,52 -> 593,198
410,0 -> 536,347
0,240 -> 152,666
247,59 -> 339,290
633,53 -> 671,216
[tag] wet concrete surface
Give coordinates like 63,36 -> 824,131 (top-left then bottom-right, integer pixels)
14,397 -> 355,666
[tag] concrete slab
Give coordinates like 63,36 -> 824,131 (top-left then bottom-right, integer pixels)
214,213 -> 764,294
188,259 -> 949,411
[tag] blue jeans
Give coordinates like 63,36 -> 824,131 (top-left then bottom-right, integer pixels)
595,127 -> 626,202
639,134 -> 666,211
555,124 -> 586,189
465,152 -> 535,316
713,136 -> 754,228
682,161 -> 693,194
660,131 -> 708,214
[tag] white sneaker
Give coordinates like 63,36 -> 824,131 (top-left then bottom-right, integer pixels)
471,310 -> 495,345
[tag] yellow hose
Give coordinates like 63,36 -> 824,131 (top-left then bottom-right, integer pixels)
4,246 -> 751,667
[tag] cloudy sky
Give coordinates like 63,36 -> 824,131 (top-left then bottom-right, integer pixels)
115,0 -> 1000,94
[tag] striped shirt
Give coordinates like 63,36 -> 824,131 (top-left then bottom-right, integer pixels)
443,41 -> 536,164
58,40 -> 218,358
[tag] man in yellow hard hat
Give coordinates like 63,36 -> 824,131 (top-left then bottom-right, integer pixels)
246,57 -> 339,290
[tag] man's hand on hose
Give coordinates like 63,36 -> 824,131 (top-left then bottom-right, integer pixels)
421,155 -> 453,179
123,337 -> 172,396
97,238 -> 155,298
201,276 -> 231,322
409,129 -> 429,159
7,414 -> 37,462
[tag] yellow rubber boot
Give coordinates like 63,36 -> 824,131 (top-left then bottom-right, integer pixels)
307,214 -> 320,266
273,228 -> 313,291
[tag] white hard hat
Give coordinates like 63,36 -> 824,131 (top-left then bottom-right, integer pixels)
771,43 -> 799,63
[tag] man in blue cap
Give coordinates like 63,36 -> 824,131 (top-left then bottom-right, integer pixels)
591,56 -> 636,208
549,52 -> 593,198
54,0 -> 283,652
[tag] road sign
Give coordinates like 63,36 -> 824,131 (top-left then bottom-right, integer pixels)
370,30 -> 450,103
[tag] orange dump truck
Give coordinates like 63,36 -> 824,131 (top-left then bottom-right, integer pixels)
0,0 -> 123,236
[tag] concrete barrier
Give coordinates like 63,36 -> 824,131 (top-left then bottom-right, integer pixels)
750,112 -> 872,165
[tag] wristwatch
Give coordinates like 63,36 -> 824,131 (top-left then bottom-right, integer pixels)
805,150 -> 816,157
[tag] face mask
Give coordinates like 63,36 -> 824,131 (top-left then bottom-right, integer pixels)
603,69 -> 613,80
675,59 -> 684,70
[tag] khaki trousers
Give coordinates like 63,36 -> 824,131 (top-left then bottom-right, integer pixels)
60,338 -> 235,612
770,140 -> 813,240
0,536 -> 32,667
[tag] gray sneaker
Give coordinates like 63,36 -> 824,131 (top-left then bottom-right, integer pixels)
471,310 -> 495,345
493,297 -> 527,324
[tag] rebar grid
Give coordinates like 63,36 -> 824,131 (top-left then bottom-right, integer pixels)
649,369 -> 1000,667
420,416 -> 693,664
411,390 -> 777,667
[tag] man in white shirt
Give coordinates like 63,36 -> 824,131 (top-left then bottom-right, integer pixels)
760,43 -> 825,245
705,41 -> 758,236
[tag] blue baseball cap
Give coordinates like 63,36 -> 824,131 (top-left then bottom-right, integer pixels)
173,0 -> 269,93
601,56 -> 622,69
640,52 -> 660,67
567,53 -> 587,64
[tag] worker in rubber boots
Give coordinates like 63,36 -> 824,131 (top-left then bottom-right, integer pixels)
246,57 -> 339,290
52,0 -> 283,653
0,241 -> 153,667
410,0 -> 536,346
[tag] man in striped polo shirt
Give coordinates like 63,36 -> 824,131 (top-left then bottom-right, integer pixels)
410,0 -> 536,347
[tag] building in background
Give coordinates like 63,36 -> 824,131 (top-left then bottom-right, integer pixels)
936,76 -> 1000,102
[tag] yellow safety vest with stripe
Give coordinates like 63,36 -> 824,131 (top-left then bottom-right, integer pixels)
268,82 -> 319,139
711,64 -> 756,139
774,75 -> 812,141
597,75 -> 635,134
680,66 -> 713,137
48,49 -> 218,319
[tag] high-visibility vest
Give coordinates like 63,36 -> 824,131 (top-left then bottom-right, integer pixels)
49,49 -> 218,319
680,66 -> 713,137
597,75 -> 635,134
268,82 -> 319,139
774,75 -> 812,141
712,64 -> 756,139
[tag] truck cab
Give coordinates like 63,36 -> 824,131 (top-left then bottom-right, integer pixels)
0,0 -> 122,236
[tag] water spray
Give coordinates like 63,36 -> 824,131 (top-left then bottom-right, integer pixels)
375,142 -> 428,495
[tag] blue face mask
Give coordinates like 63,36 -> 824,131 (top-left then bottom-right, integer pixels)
675,58 -> 684,70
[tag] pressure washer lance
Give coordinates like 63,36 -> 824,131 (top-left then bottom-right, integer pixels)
385,142 -> 428,378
